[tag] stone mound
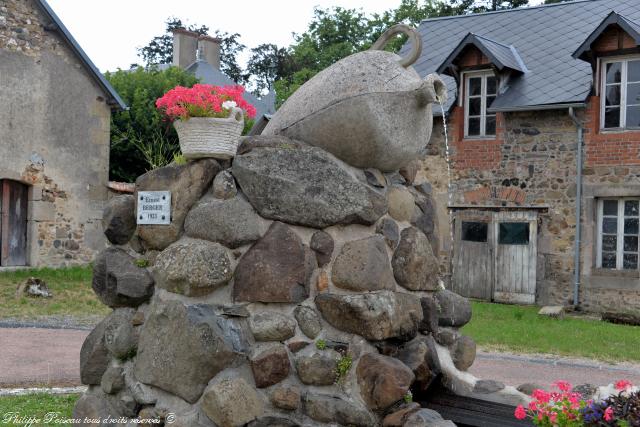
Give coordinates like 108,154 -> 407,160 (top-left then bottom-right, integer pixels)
75,135 -> 528,426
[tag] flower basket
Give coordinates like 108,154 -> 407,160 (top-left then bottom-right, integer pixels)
173,107 -> 244,160
156,84 -> 256,160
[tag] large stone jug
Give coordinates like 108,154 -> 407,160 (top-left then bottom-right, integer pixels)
263,24 -> 447,172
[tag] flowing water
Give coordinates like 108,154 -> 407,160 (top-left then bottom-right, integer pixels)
438,98 -> 455,283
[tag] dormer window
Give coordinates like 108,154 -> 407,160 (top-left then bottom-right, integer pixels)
464,71 -> 497,138
601,56 -> 640,130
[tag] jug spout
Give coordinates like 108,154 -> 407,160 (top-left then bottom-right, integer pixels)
416,73 -> 447,108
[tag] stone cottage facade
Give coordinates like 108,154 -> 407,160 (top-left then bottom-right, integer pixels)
412,0 -> 640,312
0,0 -> 125,267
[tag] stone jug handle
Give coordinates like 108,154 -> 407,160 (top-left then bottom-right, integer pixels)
370,24 -> 422,68
416,73 -> 448,108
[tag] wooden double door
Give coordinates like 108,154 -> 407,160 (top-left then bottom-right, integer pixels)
451,210 -> 538,304
0,180 -> 29,266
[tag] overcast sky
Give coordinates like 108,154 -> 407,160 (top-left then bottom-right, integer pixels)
47,0 -> 545,72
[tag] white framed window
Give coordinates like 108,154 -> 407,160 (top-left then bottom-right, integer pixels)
464,71 -> 497,138
600,56 -> 640,130
596,198 -> 640,270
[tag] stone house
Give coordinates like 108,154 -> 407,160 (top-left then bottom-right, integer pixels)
0,0 -> 125,267
411,0 -> 640,312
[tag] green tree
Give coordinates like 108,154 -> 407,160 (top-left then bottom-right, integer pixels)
246,43 -> 293,95
105,66 -> 199,181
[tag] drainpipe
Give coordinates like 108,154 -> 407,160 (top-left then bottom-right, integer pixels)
568,107 -> 583,308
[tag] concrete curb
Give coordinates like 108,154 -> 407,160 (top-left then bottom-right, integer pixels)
0,386 -> 86,397
477,351 -> 640,374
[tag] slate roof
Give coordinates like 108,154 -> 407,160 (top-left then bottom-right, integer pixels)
35,0 -> 126,110
185,60 -> 276,119
573,11 -> 640,59
404,0 -> 640,115
437,33 -> 527,74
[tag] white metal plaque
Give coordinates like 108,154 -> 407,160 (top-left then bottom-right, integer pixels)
137,191 -> 171,225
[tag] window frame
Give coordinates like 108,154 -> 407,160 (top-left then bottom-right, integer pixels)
596,198 -> 640,270
599,55 -> 640,131
463,70 -> 498,139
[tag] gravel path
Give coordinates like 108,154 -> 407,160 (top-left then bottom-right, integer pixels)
2,326 -> 640,391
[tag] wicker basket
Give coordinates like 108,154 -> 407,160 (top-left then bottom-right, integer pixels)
173,107 -> 244,160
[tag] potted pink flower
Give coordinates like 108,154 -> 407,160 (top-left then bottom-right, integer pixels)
156,84 -> 257,160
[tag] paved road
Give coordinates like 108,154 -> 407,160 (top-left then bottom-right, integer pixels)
2,327 -> 640,391
0,327 -> 87,387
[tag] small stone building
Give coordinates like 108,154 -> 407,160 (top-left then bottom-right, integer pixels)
0,0 -> 124,267
411,0 -> 640,312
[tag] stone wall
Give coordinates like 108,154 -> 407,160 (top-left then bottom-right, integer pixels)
74,135 -> 529,426
0,0 -> 111,267
424,103 -> 640,313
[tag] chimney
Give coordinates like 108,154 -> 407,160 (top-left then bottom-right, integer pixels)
172,28 -> 199,68
198,35 -> 222,69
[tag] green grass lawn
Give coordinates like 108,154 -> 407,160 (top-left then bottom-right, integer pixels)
0,266 -> 109,321
462,301 -> 640,363
0,393 -> 78,426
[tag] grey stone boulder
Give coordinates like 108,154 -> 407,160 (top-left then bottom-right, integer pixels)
294,305 -> 322,339
404,408 -> 456,427
435,290 -> 472,327
302,393 -> 377,426
184,196 -> 270,249
102,195 -> 136,245
309,230 -> 334,267
249,311 -> 296,342
295,349 -> 339,385
315,291 -> 423,341
152,239 -> 233,297
92,247 -> 154,308
250,345 -> 290,388
376,217 -> 400,248
247,417 -> 298,427
80,318 -> 110,385
134,300 -> 249,403
212,169 -> 237,199
396,335 -> 441,392
452,335 -> 476,371
331,235 -> 396,292
433,327 -> 460,347
103,308 -> 138,360
136,159 -> 220,250
234,222 -> 315,303
419,296 -> 439,334
387,186 -> 416,222
232,137 -> 387,228
201,372 -> 264,427
356,352 -> 414,411
270,385 -> 300,411
411,189 -> 438,253
474,379 -> 505,394
101,366 -> 125,395
73,392 -> 124,426
392,227 -> 439,291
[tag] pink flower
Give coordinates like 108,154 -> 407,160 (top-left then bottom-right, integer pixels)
604,406 -> 614,421
615,380 -> 632,391
514,405 -> 527,420
553,380 -> 572,392
532,389 -> 551,403
549,412 -> 558,423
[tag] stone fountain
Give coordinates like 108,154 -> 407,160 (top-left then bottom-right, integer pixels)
74,25 -> 528,427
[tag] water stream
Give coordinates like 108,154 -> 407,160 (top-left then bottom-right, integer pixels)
438,98 -> 455,285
